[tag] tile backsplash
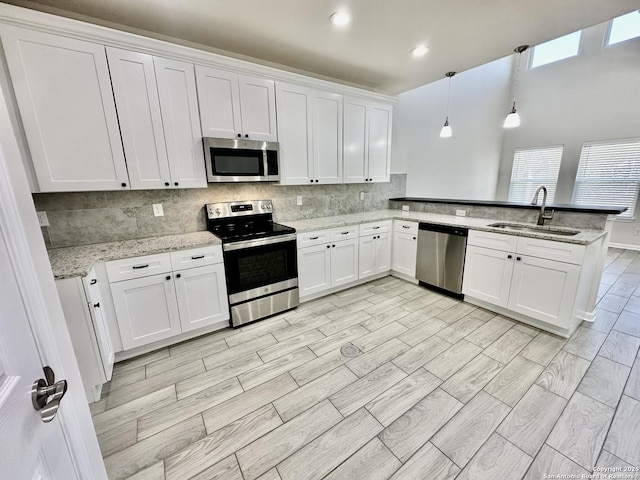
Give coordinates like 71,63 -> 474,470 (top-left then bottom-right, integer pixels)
35,174 -> 406,248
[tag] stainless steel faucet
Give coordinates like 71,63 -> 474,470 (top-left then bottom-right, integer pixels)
531,186 -> 554,225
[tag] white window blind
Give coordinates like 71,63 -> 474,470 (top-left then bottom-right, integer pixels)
508,146 -> 563,203
573,138 -> 640,219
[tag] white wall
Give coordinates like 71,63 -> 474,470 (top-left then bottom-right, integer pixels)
391,56 -> 512,199
495,21 -> 640,246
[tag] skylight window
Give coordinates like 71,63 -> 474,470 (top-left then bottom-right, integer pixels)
607,10 -> 640,46
530,31 -> 582,69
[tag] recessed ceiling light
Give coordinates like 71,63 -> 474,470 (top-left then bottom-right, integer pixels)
330,11 -> 352,27
411,45 -> 430,57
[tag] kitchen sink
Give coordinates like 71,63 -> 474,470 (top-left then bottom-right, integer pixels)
487,222 -> 580,236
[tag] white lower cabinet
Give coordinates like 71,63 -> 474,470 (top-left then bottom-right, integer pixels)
56,268 -> 116,401
462,231 -> 584,329
359,232 -> 391,279
107,246 -> 229,350
297,228 -> 359,298
392,221 -> 418,278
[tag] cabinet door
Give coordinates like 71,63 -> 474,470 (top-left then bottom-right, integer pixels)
368,103 -> 392,182
110,273 -> 181,349
195,65 -> 242,139
343,97 -> 368,183
174,264 -> 229,332
154,57 -> 206,188
374,231 -> 392,273
298,244 -> 331,297
358,235 -> 376,279
462,245 -> 513,308
332,238 -> 359,287
276,82 -> 314,185
106,47 -> 171,189
314,91 -> 343,184
1,26 -> 129,191
85,272 -> 114,381
238,74 -> 277,141
508,256 -> 580,328
392,232 -> 418,277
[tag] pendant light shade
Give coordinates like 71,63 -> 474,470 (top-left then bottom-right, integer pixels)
504,45 -> 528,129
440,72 -> 456,138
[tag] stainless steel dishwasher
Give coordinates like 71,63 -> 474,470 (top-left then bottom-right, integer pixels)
416,223 -> 468,298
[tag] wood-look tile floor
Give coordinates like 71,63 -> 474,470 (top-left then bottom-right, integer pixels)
91,248 -> 640,480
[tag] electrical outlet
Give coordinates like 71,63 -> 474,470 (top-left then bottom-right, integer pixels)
402,205 -> 410,211
456,209 -> 466,217
296,196 -> 303,206
152,204 -> 164,217
360,192 -> 365,201
36,211 -> 49,227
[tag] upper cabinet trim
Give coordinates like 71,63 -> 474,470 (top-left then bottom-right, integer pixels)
0,3 -> 396,104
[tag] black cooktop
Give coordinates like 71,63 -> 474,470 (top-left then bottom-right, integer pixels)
207,217 -> 296,243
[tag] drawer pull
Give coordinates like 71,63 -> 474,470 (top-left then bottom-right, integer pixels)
132,264 -> 149,270
402,225 -> 411,229
93,302 -> 100,308
341,231 -> 349,235
191,255 -> 205,260
309,236 -> 319,240
507,254 -> 513,259
90,279 -> 97,285
372,226 -> 380,230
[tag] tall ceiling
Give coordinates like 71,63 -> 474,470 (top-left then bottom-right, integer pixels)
3,0 -> 639,94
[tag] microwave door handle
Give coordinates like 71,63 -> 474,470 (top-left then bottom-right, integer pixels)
263,150 -> 269,180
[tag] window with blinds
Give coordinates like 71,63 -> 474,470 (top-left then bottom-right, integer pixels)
508,146 -> 563,203
573,138 -> 640,219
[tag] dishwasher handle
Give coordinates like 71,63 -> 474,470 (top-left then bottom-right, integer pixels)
418,222 -> 468,237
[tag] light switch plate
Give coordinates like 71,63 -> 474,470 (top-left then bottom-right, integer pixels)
360,192 -> 365,201
296,196 -> 303,206
36,211 -> 49,227
152,204 -> 164,217
455,209 -> 466,217
402,205 -> 409,211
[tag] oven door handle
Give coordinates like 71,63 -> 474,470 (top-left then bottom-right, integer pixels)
223,233 -> 297,251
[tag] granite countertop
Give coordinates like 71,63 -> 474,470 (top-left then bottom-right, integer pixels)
49,231 -> 221,279
282,209 -> 607,245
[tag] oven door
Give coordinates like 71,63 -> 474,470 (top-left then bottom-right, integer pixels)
223,235 -> 298,303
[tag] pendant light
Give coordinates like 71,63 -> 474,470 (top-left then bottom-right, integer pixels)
503,45 -> 529,129
440,71 -> 456,138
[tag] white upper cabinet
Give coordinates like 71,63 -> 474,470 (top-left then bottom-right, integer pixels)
195,66 -> 277,142
107,48 -> 205,189
0,26 -> 129,191
276,82 -> 343,185
343,97 -> 392,183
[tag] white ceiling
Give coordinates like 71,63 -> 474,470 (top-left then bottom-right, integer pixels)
3,0 -> 640,94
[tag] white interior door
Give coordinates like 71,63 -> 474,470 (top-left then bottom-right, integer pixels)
0,231 -> 77,479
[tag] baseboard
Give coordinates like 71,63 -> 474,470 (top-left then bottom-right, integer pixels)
609,242 -> 640,251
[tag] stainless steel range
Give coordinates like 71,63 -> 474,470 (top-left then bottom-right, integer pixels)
205,200 -> 299,327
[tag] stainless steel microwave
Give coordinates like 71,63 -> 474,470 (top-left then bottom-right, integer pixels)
204,137 -> 279,182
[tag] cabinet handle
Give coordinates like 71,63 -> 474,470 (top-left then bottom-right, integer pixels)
402,225 -> 410,229
244,134 -> 249,138
191,255 -> 205,260
90,279 -> 97,285
507,255 -> 513,259
341,231 -> 349,235
516,256 -> 522,261
373,226 -> 380,230
165,182 -> 170,186
315,179 -> 319,183
332,244 -> 335,248
176,273 -> 181,278
166,275 -> 171,280
132,264 -> 149,270
413,237 -> 416,240
310,179 -> 313,183
237,133 -> 241,138
174,182 -> 179,186
121,182 -> 127,187
369,178 -> 373,181
93,302 -> 100,308
326,245 -> 330,249
310,236 -> 319,240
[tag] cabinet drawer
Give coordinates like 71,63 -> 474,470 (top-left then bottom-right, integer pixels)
170,245 -> 223,271
516,237 -> 585,265
330,226 -> 358,241
394,220 -> 418,235
106,253 -> 172,282
360,220 -> 391,236
298,229 -> 332,248
468,230 -> 518,252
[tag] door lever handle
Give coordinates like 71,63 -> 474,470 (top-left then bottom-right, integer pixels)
31,366 -> 68,423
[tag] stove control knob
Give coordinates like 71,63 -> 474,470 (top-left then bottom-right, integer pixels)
215,208 -> 221,216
